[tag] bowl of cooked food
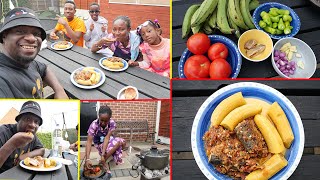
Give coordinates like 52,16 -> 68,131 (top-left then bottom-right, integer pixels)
117,86 -> 139,100
70,67 -> 105,89
238,29 -> 273,62
191,82 -> 304,180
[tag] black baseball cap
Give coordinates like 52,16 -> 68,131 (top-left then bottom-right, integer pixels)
15,101 -> 43,126
0,7 -> 46,43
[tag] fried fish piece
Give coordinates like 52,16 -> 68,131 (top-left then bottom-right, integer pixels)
246,44 -> 266,58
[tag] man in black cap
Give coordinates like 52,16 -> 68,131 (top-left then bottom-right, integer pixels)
0,100 -> 45,173
0,7 -> 68,98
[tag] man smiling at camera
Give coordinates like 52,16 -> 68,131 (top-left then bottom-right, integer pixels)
0,101 -> 45,173
0,7 -> 68,98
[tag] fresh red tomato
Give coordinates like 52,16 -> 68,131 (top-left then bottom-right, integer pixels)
94,167 -> 100,172
187,33 -> 211,55
209,58 -> 232,78
208,43 -> 229,61
184,55 -> 210,78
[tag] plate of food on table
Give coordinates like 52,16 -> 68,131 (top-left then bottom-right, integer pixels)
99,56 -> 129,72
51,41 -> 73,51
191,82 -> 304,180
20,156 -> 62,171
70,67 -> 105,89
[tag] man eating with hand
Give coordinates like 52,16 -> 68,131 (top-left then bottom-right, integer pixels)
0,101 -> 45,173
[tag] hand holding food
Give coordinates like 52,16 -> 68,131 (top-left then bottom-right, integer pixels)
9,132 -> 34,148
73,67 -> 101,86
102,57 -> 125,70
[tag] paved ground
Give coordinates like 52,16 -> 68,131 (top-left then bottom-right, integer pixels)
79,141 -> 170,180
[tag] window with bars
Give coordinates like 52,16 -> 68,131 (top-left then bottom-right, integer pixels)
109,0 -> 170,6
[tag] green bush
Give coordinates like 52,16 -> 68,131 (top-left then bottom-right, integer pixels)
37,128 -> 78,149
36,132 -> 52,149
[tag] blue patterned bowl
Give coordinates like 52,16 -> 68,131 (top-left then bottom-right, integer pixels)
178,35 -> 242,78
191,82 -> 304,180
253,2 -> 301,39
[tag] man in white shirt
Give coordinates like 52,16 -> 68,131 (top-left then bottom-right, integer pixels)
84,2 -> 113,57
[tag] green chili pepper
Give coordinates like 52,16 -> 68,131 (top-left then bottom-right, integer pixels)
282,14 -> 292,22
284,27 -> 291,34
269,9 -> 279,17
275,29 -> 283,35
260,11 -> 267,17
284,21 -> 290,28
262,14 -> 272,26
272,22 -> 278,29
264,27 -> 276,35
270,16 -> 280,23
259,20 -> 267,28
277,9 -> 290,15
278,18 -> 285,30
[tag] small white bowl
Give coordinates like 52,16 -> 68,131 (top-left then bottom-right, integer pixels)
272,37 -> 316,78
117,86 -> 139,100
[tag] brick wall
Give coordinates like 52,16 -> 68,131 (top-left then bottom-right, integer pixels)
100,101 -> 158,142
73,0 -> 170,38
158,100 -> 170,138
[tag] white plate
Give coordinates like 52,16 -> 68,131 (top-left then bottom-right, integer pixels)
117,86 -> 139,100
20,160 -> 62,172
99,57 -> 129,72
191,82 -> 304,180
51,41 -> 73,51
70,67 -> 105,89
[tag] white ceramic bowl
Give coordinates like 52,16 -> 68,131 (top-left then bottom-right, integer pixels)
117,86 -> 139,100
191,82 -> 304,180
272,37 -> 316,78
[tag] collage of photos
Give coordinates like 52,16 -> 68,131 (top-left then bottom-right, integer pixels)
172,0 -> 320,179
0,0 -> 320,180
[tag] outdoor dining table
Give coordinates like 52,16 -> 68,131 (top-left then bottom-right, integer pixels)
172,0 -> 320,78
0,149 -> 78,180
172,80 -> 320,179
36,41 -> 170,99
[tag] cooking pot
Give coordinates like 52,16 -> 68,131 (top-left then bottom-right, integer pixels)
137,146 -> 169,170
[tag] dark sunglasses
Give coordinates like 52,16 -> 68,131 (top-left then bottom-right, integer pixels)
89,10 -> 100,13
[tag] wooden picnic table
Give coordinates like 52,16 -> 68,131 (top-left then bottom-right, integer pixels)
172,80 -> 320,179
172,0 -> 320,78
36,41 -> 170,99
0,149 -> 78,180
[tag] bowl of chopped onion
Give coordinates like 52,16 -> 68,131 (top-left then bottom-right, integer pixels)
272,37 -> 316,78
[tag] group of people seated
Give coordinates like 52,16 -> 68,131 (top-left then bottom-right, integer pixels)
49,1 -> 170,78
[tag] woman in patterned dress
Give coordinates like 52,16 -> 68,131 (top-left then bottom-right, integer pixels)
84,105 -> 126,173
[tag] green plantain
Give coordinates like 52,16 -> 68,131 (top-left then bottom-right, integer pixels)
240,0 -> 255,29
217,0 -> 235,34
228,0 -> 249,30
191,0 -> 219,27
182,4 -> 200,38
227,7 -> 241,38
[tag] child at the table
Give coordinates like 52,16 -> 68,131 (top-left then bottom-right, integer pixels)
128,20 -> 170,78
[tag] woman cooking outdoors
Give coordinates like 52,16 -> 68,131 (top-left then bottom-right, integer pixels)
91,15 -> 141,63
84,105 -> 126,175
